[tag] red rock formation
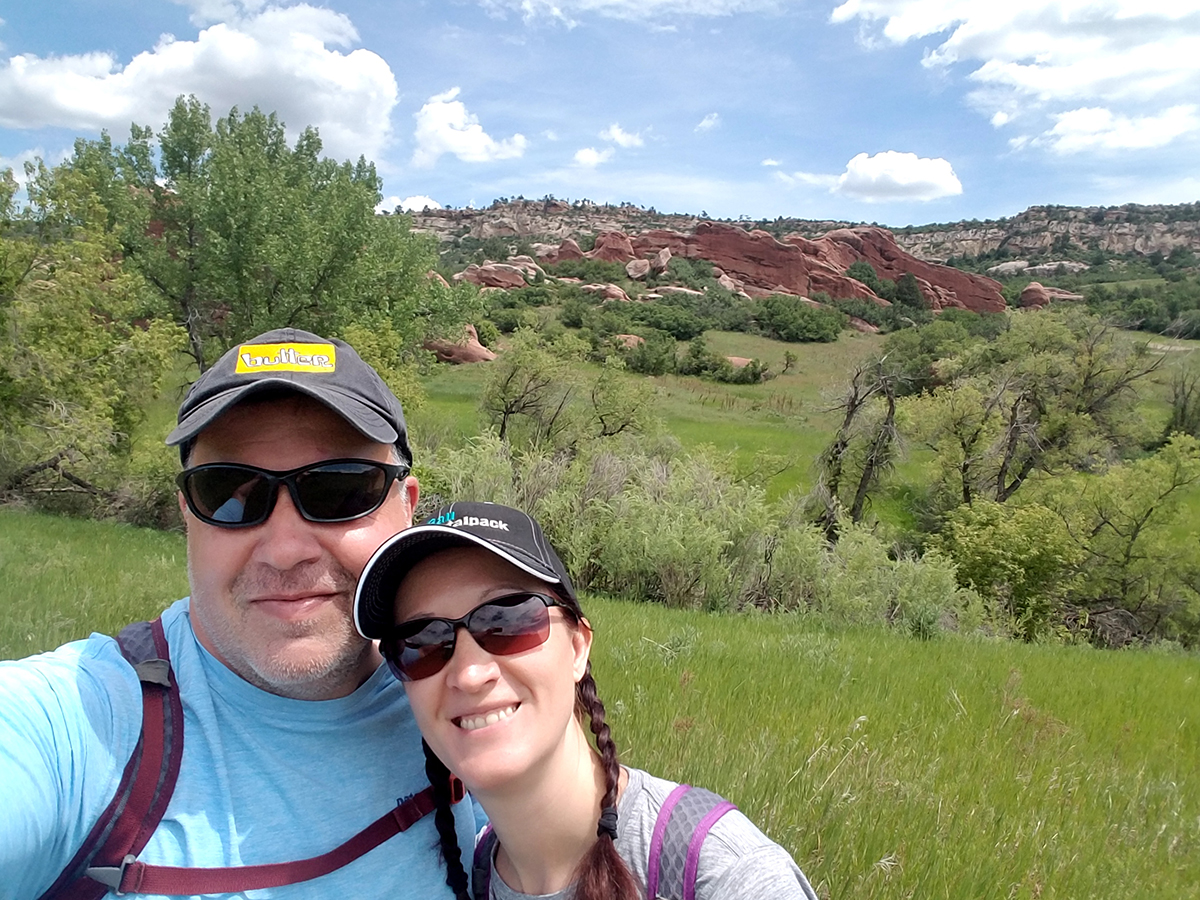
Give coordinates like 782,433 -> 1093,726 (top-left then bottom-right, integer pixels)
505,255 -> 546,280
424,324 -> 497,364
725,356 -> 753,368
537,238 -> 585,265
613,334 -> 644,349
800,228 -> 1005,313
1020,282 -> 1084,308
581,283 -> 631,302
626,259 -> 651,280
651,247 -> 672,273
848,317 -> 880,334
585,231 -> 636,263
426,270 -> 451,289
454,263 -> 527,290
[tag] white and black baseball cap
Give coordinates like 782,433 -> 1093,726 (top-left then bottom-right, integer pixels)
354,501 -> 578,639
166,327 -> 411,465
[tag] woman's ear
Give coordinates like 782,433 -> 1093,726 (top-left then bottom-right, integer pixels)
571,617 -> 593,683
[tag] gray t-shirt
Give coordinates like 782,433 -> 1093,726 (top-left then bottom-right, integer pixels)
488,767 -> 818,900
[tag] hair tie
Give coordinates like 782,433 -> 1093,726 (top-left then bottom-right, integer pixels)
597,805 -> 619,840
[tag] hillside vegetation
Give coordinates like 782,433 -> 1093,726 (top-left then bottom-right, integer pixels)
5,97 -> 1200,649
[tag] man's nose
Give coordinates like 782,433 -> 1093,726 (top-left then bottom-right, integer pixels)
251,485 -> 324,568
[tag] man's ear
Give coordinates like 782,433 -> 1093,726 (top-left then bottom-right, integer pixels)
571,617 -> 593,683
402,475 -> 419,526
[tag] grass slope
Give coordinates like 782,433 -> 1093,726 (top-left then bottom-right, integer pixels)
2,509 -> 1195,899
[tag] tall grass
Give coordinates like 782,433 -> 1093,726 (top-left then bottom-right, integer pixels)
1,509 -> 1195,898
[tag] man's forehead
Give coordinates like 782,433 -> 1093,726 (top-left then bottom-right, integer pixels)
188,394 -> 391,464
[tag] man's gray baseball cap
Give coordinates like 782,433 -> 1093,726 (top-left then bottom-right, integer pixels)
166,327 -> 412,464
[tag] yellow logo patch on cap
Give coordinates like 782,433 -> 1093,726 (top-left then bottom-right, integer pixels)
234,342 -> 337,374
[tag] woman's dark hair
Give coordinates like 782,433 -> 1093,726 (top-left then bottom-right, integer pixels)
424,739 -> 471,900
424,596 -> 640,900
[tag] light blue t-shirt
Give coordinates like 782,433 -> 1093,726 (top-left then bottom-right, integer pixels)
0,599 -> 478,900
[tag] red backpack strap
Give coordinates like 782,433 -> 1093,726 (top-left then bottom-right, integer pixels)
93,777 -> 464,895
38,619 -> 182,900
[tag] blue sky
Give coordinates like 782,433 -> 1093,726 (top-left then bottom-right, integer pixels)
1,1 -> 1198,225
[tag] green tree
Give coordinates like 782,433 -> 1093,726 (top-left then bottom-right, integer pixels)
0,160 -> 185,514
894,272 -> 926,310
67,95 -> 478,371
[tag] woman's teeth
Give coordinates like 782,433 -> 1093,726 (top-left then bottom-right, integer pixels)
458,705 -> 518,731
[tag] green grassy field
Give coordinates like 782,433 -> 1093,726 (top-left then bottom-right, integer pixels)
418,329 -> 885,498
2,509 -> 1196,899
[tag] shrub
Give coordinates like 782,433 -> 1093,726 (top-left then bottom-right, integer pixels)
755,295 -> 845,343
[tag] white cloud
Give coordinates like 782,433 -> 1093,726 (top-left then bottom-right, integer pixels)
573,146 -> 614,167
1039,105 -> 1200,154
831,0 -> 1200,153
376,194 -> 443,214
695,112 -> 720,132
0,5 -> 396,161
776,170 -> 838,189
411,88 -> 528,168
600,123 -> 643,147
778,150 -> 962,202
480,0 -> 784,23
761,158 -> 780,166
834,150 -> 962,201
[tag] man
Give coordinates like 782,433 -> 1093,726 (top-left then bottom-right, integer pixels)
0,328 -> 476,899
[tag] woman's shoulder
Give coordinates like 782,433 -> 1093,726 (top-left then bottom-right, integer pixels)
617,767 -> 818,900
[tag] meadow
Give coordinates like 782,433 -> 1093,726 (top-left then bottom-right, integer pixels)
3,509 -> 1196,900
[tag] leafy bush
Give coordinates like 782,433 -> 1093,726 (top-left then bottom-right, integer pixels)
755,295 -> 845,343
544,257 -> 627,284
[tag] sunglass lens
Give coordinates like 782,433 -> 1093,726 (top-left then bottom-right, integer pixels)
472,595 -> 551,656
296,463 -> 388,521
187,467 -> 271,525
390,620 -> 456,681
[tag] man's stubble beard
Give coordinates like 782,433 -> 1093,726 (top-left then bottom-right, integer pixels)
188,556 -> 374,700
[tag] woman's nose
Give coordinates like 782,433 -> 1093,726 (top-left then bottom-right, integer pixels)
443,628 -> 501,691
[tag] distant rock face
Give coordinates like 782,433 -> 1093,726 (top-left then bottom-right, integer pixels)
651,247 -> 672,273
424,324 -> 497,364
454,263 -> 527,290
538,238 -> 585,265
586,231 -> 636,263
1019,282 -> 1085,308
807,228 -> 1006,313
613,334 -> 644,349
581,283 -> 631,302
625,221 -> 1005,313
626,258 -> 651,280
848,317 -> 880,334
725,356 -> 753,368
505,255 -> 546,280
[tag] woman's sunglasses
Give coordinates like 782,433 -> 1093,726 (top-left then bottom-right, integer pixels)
380,592 -> 570,682
177,458 -> 408,528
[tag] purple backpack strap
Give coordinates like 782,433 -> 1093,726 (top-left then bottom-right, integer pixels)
681,801 -> 736,900
646,783 -> 692,899
646,783 -> 738,900
472,823 -> 497,900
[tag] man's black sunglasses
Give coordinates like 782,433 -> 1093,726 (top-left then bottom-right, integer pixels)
177,458 -> 408,528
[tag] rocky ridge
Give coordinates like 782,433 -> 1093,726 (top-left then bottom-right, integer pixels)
408,200 -> 1200,263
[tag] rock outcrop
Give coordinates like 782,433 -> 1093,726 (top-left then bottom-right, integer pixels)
424,324 -> 497,364
586,231 -> 636,263
624,221 -> 1005,313
626,259 -> 651,280
613,334 -> 644,349
581,283 -> 631,302
1019,282 -> 1086,308
538,238 -> 585,265
454,263 -> 527,290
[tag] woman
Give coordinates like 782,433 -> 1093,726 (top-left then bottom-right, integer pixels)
354,501 -> 818,900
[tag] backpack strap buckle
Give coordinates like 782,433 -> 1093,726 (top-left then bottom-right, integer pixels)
84,854 -> 136,895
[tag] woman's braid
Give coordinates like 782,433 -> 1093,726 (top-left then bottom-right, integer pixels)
423,740 -> 471,900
